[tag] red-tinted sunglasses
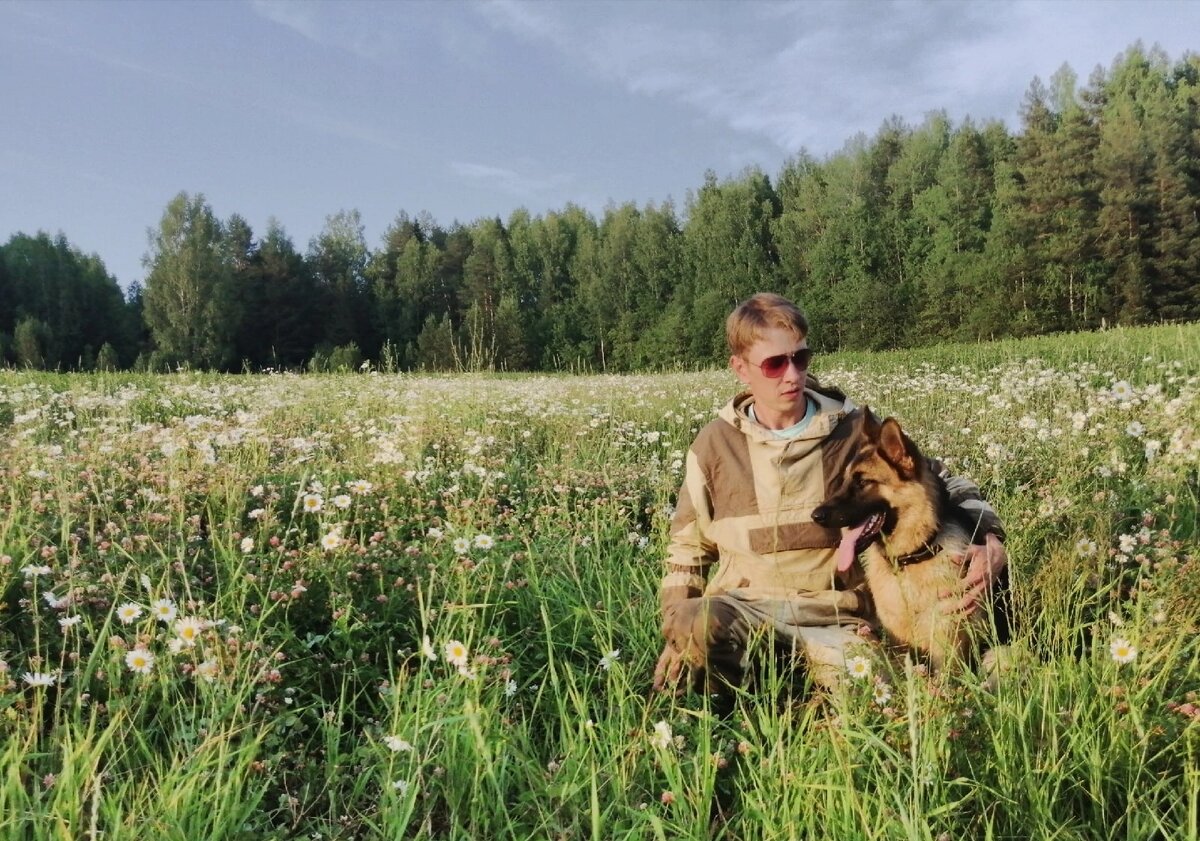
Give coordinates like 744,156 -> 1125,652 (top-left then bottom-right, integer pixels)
748,348 -> 811,378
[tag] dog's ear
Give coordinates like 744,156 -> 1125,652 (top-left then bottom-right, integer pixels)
859,406 -> 880,438
879,417 -> 916,477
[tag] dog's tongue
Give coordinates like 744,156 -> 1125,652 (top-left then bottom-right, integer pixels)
836,523 -> 868,572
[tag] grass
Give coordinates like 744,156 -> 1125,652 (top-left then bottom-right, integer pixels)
0,322 -> 1197,839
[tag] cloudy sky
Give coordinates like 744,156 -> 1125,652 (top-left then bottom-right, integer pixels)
3,0 -> 1198,289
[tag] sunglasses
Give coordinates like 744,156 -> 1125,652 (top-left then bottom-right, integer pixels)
748,348 -> 811,378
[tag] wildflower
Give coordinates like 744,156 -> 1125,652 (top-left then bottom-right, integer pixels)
1075,538 -> 1097,557
1125,421 -> 1145,438
1109,637 -> 1138,665
421,636 -> 437,661
427,526 -> 444,541
151,599 -> 177,623
302,493 -> 324,513
332,494 -> 352,510
444,640 -> 469,667
175,616 -> 205,647
383,736 -> 413,753
456,664 -> 477,680
59,615 -> 82,631
117,602 -> 144,624
321,529 -> 343,552
452,537 -> 470,554
1111,380 -> 1134,401
240,536 -> 254,553
349,479 -> 373,495
43,591 -> 67,609
505,679 -> 518,698
599,649 -> 621,671
21,564 -> 51,577
195,659 -> 219,682
473,534 -> 495,551
250,484 -> 264,497
392,779 -> 410,796
1118,534 -> 1137,554
125,649 -> 156,675
846,655 -> 872,680
22,671 -> 57,688
248,508 -> 265,520
650,720 -> 673,750
872,680 -> 893,707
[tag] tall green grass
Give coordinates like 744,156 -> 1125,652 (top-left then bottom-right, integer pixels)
0,323 -> 1197,839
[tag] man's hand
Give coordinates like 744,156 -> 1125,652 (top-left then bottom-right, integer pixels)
941,532 -> 1007,614
652,643 -> 689,694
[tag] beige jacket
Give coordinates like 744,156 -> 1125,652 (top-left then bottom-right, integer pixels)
660,382 -> 1004,628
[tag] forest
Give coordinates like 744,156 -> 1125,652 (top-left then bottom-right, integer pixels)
2,43 -> 1197,372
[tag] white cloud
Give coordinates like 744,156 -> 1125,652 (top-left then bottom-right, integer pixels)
249,0 -> 323,44
450,160 -> 573,202
475,0 -> 1200,155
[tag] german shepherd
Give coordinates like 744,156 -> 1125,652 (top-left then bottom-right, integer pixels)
812,411 -> 991,672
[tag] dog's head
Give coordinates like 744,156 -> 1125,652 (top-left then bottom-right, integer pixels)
812,408 -> 927,571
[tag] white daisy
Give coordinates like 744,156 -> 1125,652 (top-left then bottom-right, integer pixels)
125,649 -> 156,675
175,616 -> 205,647
151,599 -> 177,624
473,534 -> 495,551
846,655 -> 872,680
117,602 -> 144,624
321,529 -> 343,551
1109,637 -> 1138,664
444,639 -> 469,667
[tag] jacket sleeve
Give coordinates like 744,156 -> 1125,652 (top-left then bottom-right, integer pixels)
927,456 -> 1006,542
659,448 -> 718,617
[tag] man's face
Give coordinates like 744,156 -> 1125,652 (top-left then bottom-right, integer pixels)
729,326 -> 809,428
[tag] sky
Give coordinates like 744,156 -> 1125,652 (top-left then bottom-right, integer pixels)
3,0 -> 1199,291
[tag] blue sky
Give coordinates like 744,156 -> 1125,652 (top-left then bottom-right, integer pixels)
3,0 -> 1199,290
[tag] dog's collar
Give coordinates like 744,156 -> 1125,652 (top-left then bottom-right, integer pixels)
889,543 -> 942,567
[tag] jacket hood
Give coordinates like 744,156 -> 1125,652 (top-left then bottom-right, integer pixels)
719,383 -> 857,444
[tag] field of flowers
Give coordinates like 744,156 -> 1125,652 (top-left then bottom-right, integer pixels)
1,323 -> 1198,840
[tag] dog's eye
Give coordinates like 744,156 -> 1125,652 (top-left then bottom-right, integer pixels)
852,474 -> 875,489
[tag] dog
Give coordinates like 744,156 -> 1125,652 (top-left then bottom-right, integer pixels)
812,411 -> 997,672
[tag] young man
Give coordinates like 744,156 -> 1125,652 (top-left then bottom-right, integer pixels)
652,293 -> 1008,694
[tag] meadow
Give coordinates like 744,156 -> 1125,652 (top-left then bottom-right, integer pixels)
1,323 -> 1197,841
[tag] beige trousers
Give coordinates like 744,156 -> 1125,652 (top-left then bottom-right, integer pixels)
663,594 -> 872,693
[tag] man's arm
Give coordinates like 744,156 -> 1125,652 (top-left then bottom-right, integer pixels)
652,454 -> 718,692
928,458 -> 1009,613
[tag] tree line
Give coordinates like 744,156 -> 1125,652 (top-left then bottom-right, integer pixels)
2,43 -> 1197,373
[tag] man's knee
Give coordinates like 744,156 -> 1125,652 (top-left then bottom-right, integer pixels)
663,597 -> 744,654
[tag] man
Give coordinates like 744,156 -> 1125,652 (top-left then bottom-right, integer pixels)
652,292 -> 1008,694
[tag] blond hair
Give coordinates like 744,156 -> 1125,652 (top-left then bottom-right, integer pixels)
725,293 -> 809,357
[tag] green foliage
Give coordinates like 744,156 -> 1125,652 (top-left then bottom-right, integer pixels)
0,325 -> 1197,838
143,192 -> 240,370
8,43 -> 1200,374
